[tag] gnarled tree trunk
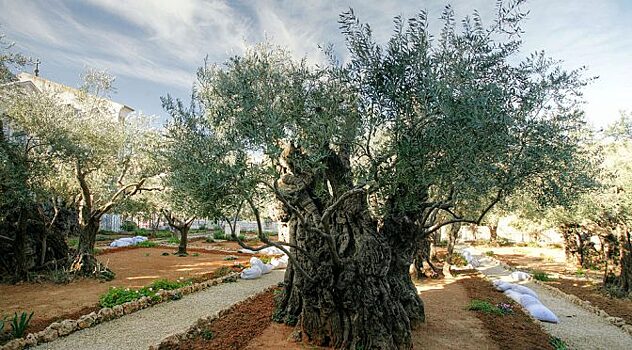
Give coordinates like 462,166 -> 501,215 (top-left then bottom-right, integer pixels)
617,224 -> 632,293
273,148 -> 424,349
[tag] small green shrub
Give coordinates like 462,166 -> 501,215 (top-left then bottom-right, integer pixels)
202,330 -> 213,340
532,270 -> 552,281
198,224 -> 207,231
167,237 -> 180,244
134,228 -> 149,236
451,253 -> 468,267
121,220 -> 137,232
67,238 -> 79,249
224,233 -> 246,241
212,230 -> 225,240
137,241 -> 157,248
467,299 -> 508,316
484,251 -> 495,257
575,268 -> 586,277
0,315 -> 7,333
153,230 -> 172,238
549,336 -> 568,350
98,279 -> 191,307
192,253 -> 200,257
10,311 -> 34,338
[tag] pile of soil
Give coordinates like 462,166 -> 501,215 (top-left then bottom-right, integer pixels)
173,288 -> 278,350
546,278 -> 632,325
460,273 -> 554,350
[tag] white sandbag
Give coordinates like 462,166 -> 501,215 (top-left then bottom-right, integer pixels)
132,236 -> 148,244
525,303 -> 559,323
511,271 -> 530,281
110,237 -> 135,247
250,256 -> 265,270
492,279 -> 505,287
271,255 -> 289,269
519,294 -> 541,308
495,281 -> 512,292
509,284 -> 538,299
504,289 -> 523,303
260,246 -> 285,255
240,265 -> 262,280
262,263 -> 274,274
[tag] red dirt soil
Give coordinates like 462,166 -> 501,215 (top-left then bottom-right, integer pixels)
0,247 -> 249,333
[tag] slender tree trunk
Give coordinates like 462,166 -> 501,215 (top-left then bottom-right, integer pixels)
489,225 -> 498,243
618,224 -> 632,292
177,226 -> 189,256
446,222 -> 461,263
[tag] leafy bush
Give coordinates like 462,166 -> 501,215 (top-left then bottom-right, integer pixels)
121,220 -> 137,232
226,234 -> 246,242
213,230 -> 225,240
134,228 -> 149,236
575,268 -> 586,277
154,230 -> 173,238
467,300 -> 509,316
137,241 -> 157,248
451,253 -> 468,267
549,336 -> 568,350
485,251 -> 495,257
198,224 -> 207,231
0,315 -> 6,333
99,279 -> 191,307
167,237 -> 180,244
532,270 -> 552,281
10,311 -> 34,338
67,238 -> 79,249
202,330 -> 213,340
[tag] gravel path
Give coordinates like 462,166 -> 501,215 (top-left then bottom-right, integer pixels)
34,270 -> 285,350
464,246 -> 632,350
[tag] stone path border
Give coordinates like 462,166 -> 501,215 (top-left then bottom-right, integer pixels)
0,272 -> 240,350
25,270 -> 283,350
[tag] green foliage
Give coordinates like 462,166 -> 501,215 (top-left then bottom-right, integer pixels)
451,254 -> 468,267
226,234 -> 246,242
484,251 -> 495,257
549,336 -> 569,350
98,279 -> 191,307
10,311 -> 34,338
67,238 -> 79,249
532,270 -> 552,282
467,300 -> 509,316
201,330 -> 214,340
212,230 -> 225,240
121,221 -> 138,232
167,237 -> 180,244
575,268 -> 586,277
137,241 -> 157,248
0,315 -> 6,334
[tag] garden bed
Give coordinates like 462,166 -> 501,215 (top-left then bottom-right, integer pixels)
459,273 -> 555,349
0,247 -> 249,337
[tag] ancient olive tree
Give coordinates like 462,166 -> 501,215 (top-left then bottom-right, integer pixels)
2,70 -> 160,277
166,3 -> 590,349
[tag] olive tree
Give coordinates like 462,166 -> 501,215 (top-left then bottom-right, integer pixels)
2,70 -> 161,276
166,2 -> 591,348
